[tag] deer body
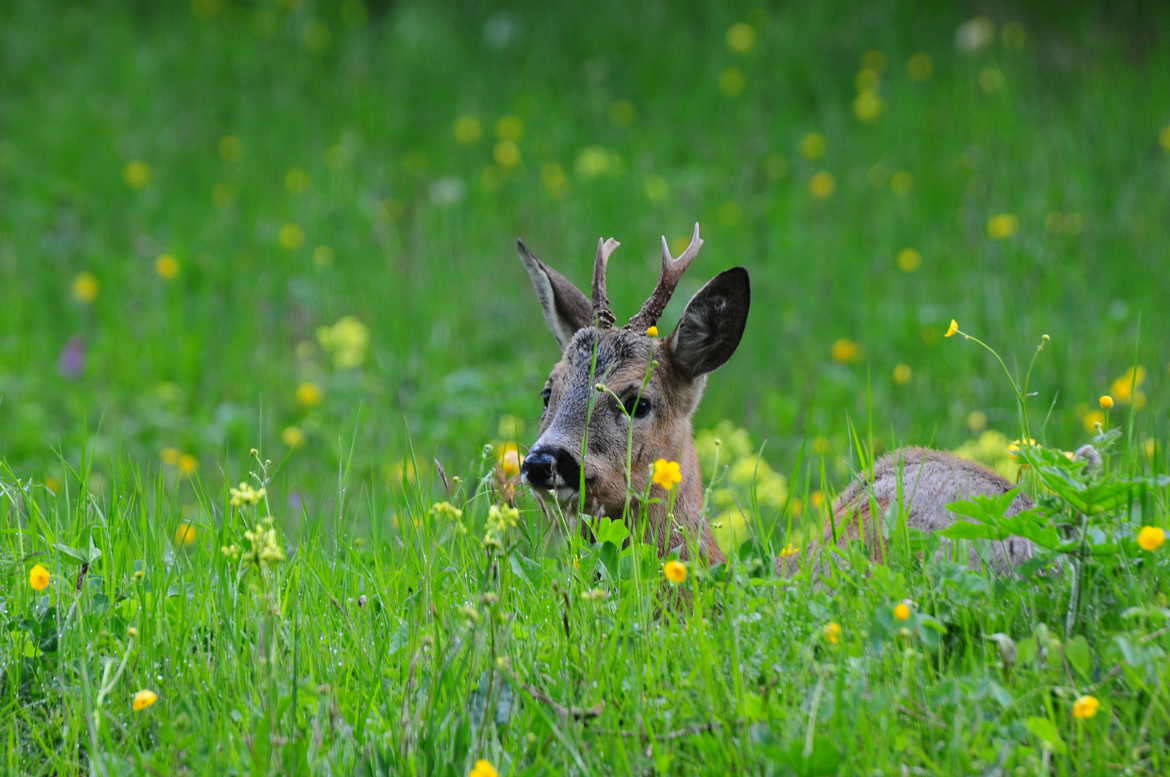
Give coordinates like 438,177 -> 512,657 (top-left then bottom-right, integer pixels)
517,224 -> 1034,571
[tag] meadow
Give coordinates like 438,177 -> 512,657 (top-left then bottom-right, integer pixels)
2,0 -> 1170,774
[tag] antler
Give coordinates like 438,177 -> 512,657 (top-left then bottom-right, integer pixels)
591,237 -> 621,328
627,222 -> 703,331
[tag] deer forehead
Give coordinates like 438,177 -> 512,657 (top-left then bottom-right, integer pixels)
555,328 -> 660,386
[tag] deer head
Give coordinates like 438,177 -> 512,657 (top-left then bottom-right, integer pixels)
515,223 -> 750,560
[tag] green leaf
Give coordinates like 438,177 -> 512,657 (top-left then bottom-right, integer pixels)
1065,635 -> 1091,679
593,516 -> 629,547
1025,717 -> 1066,753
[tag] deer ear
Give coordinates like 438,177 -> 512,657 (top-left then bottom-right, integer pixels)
666,267 -> 750,379
517,239 -> 593,348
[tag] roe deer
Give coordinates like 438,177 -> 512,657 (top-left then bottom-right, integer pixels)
516,223 -> 1035,572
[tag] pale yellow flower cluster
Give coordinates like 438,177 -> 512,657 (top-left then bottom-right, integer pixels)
229,481 -> 266,507
222,515 -> 286,567
482,504 -> 519,551
317,316 -> 370,369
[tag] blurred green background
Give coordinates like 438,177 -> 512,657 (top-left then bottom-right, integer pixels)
3,0 -> 1168,504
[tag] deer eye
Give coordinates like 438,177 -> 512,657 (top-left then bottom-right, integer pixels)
621,395 -> 652,419
540,387 -> 552,408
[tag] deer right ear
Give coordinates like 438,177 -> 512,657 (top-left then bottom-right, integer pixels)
517,239 -> 593,348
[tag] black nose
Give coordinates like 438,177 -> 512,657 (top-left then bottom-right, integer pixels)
521,447 -> 581,490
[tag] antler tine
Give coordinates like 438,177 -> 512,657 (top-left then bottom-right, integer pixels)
591,236 -> 621,328
628,222 -> 703,330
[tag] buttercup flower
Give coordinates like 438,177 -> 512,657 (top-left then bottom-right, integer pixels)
72,272 -> 99,303
986,213 -> 1019,240
896,248 -> 921,272
823,622 -> 841,644
469,760 -> 498,777
645,326 -> 659,337
725,22 -> 756,53
830,338 -> 860,363
663,560 -> 687,583
123,160 -> 152,189
296,382 -> 324,407
497,443 -> 521,478
29,564 -> 51,591
945,319 -> 959,338
1072,695 -> 1099,720
1098,395 -> 1114,409
1138,526 -> 1165,552
174,523 -> 197,546
809,170 -> 836,199
282,426 -> 305,448
652,459 -> 682,490
132,690 -> 158,711
779,543 -> 799,558
893,602 -> 912,621
155,254 -> 180,280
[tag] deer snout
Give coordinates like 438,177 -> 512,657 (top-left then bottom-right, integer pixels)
521,446 -> 581,491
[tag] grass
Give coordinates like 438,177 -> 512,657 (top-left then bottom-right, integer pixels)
2,0 -> 1170,774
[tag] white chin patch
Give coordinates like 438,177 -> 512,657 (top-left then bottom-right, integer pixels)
555,486 -> 579,504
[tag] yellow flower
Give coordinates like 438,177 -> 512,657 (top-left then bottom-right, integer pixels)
229,481 -> 266,507
29,564 -> 51,591
652,459 -> 682,491
469,759 -> 498,777
174,523 -> 196,546
822,622 -> 841,645
1098,395 -> 1114,410
123,160 -> 152,189
896,248 -> 921,272
218,135 -> 242,161
945,319 -> 959,338
966,411 -> 988,431
1006,437 -> 1037,457
645,326 -> 659,337
907,53 -> 933,81
285,167 -> 310,194
498,443 -> 521,478
282,426 -> 305,448
155,254 -> 180,280
852,89 -> 883,122
986,213 -> 1019,240
779,543 -> 799,558
1071,695 -> 1099,720
495,115 -> 524,142
453,115 -> 482,145
1109,366 -> 1146,403
132,689 -> 158,711
1138,526 -> 1165,552
178,454 -> 198,476
1082,409 -> 1105,434
809,171 -> 836,199
718,67 -> 746,97
161,447 -> 181,466
278,223 -> 306,251
296,381 -> 324,407
855,68 -> 880,91
799,132 -> 826,160
893,602 -> 911,621
893,363 -> 912,385
830,338 -> 860,363
889,170 -> 913,196
493,140 -> 520,168
430,501 -> 463,520
72,272 -> 99,303
317,316 -> 370,369
725,22 -> 756,53
663,560 -> 687,584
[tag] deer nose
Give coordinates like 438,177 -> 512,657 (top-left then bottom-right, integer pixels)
521,447 -> 582,490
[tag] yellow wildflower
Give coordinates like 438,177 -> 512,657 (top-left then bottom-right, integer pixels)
907,53 -> 933,81
493,140 -> 520,168
986,213 -> 1019,240
645,326 -> 659,337
966,411 -> 988,431
132,690 -> 158,711
799,132 -> 826,160
29,564 -> 50,591
1071,695 -> 1099,720
809,170 -> 836,199
893,602 -> 911,621
896,248 -> 921,272
178,454 -> 198,476
123,160 -> 152,189
155,254 -> 180,280
498,443 -> 521,478
855,68 -> 880,91
1109,366 -> 1146,403
663,560 -> 687,584
779,543 -> 799,558
1006,437 -> 1037,457
317,316 -> 370,369
945,319 -> 959,338
1138,526 -> 1165,552
1082,410 -> 1105,434
822,622 -> 841,644
429,501 -> 463,520
718,67 -> 746,97
453,116 -> 482,145
229,481 -> 266,507
72,272 -> 99,303
174,523 -> 197,546
469,760 -> 498,777
278,223 -> 306,251
893,363 -> 912,385
725,22 -> 756,53
296,381 -> 324,407
652,459 -> 683,491
1098,395 -> 1114,410
281,426 -> 305,448
161,447 -> 181,466
495,116 -> 524,141
830,338 -> 860,363
852,89 -> 883,122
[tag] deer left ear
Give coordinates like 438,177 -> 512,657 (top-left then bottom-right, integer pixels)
666,267 -> 750,379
